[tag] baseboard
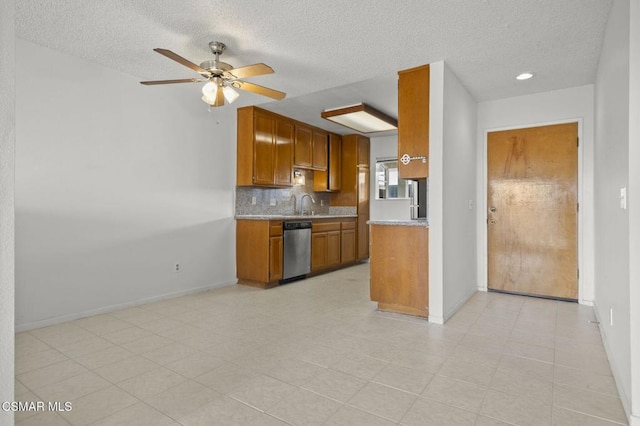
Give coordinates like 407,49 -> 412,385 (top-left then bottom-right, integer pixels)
15,281 -> 235,332
593,302 -> 633,425
443,286 -> 478,323
428,315 -> 444,325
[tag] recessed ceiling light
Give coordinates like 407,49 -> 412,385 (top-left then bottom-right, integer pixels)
516,72 -> 534,80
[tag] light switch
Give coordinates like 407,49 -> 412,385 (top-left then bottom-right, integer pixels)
620,187 -> 627,210
270,198 -> 276,206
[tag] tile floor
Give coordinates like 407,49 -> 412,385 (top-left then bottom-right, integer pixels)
14,263 -> 628,425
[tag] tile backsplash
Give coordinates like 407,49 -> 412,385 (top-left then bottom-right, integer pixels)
235,169 -> 333,215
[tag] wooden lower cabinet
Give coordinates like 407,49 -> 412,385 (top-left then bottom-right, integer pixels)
340,222 -> 356,264
370,224 -> 429,318
327,231 -> 341,267
269,236 -> 283,281
236,220 -> 283,288
357,213 -> 369,260
237,217 -> 359,287
311,219 -> 357,273
311,232 -> 328,272
311,221 -> 341,272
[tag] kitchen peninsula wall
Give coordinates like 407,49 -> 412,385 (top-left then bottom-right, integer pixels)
235,169 -> 356,216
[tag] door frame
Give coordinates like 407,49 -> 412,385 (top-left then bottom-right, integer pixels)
479,118 -> 588,304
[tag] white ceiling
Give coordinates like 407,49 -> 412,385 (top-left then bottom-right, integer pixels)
16,0 -> 612,133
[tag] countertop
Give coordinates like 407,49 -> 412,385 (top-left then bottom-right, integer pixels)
367,219 -> 429,227
235,214 -> 358,220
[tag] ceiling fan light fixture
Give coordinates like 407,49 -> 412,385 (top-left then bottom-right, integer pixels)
321,103 -> 397,133
201,81 -> 219,105
141,42 -> 286,108
223,85 -> 240,104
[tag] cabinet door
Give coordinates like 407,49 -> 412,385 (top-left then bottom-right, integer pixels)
398,65 -> 429,179
269,236 -> 283,281
341,229 -> 356,263
357,166 -> 369,216
313,133 -> 341,192
312,129 -> 328,170
311,232 -> 327,271
294,124 -> 313,168
253,111 -> 275,185
328,134 -> 341,190
357,214 -> 369,260
327,231 -> 341,267
274,118 -> 294,186
357,135 -> 370,167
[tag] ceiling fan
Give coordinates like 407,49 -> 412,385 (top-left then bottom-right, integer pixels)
140,41 -> 286,107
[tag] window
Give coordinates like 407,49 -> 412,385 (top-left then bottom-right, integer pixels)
375,158 -> 412,199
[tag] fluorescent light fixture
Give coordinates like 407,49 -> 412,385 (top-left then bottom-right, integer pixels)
516,72 -> 534,80
321,103 -> 397,133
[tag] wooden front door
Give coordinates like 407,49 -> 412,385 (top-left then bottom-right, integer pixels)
487,122 -> 578,300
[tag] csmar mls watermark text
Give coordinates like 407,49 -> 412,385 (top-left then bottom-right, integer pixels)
2,401 -> 72,412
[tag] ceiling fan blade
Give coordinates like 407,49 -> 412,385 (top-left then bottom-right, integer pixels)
140,78 -> 206,85
153,48 -> 209,75
223,63 -> 274,80
233,81 -> 286,100
214,87 -> 225,106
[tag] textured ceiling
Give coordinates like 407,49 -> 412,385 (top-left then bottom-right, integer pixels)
16,0 -> 613,127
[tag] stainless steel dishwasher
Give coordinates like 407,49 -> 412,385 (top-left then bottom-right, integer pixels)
282,221 -> 312,282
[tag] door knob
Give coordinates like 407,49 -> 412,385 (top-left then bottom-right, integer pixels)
489,206 -> 497,213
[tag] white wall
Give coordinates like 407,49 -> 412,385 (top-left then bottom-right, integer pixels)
428,62 -> 478,323
476,85 -> 595,304
441,63 -> 478,320
369,134 -> 411,221
594,0 -> 635,422
428,62 -> 445,323
15,40 -> 237,330
0,0 -> 15,423
629,0 -> 640,421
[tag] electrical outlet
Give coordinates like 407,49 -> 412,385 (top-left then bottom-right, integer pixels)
468,200 -> 473,210
175,263 -> 181,273
251,196 -> 257,205
270,198 -> 276,206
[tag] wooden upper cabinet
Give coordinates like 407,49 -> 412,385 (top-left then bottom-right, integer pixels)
237,106 -> 293,187
313,133 -> 341,192
294,123 -> 328,171
274,118 -> 294,186
398,64 -> 429,179
253,110 -> 276,185
312,129 -> 328,170
357,135 -> 370,167
294,124 -> 313,168
328,133 -> 341,189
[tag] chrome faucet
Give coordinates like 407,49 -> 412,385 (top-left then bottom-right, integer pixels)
298,193 -> 316,215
